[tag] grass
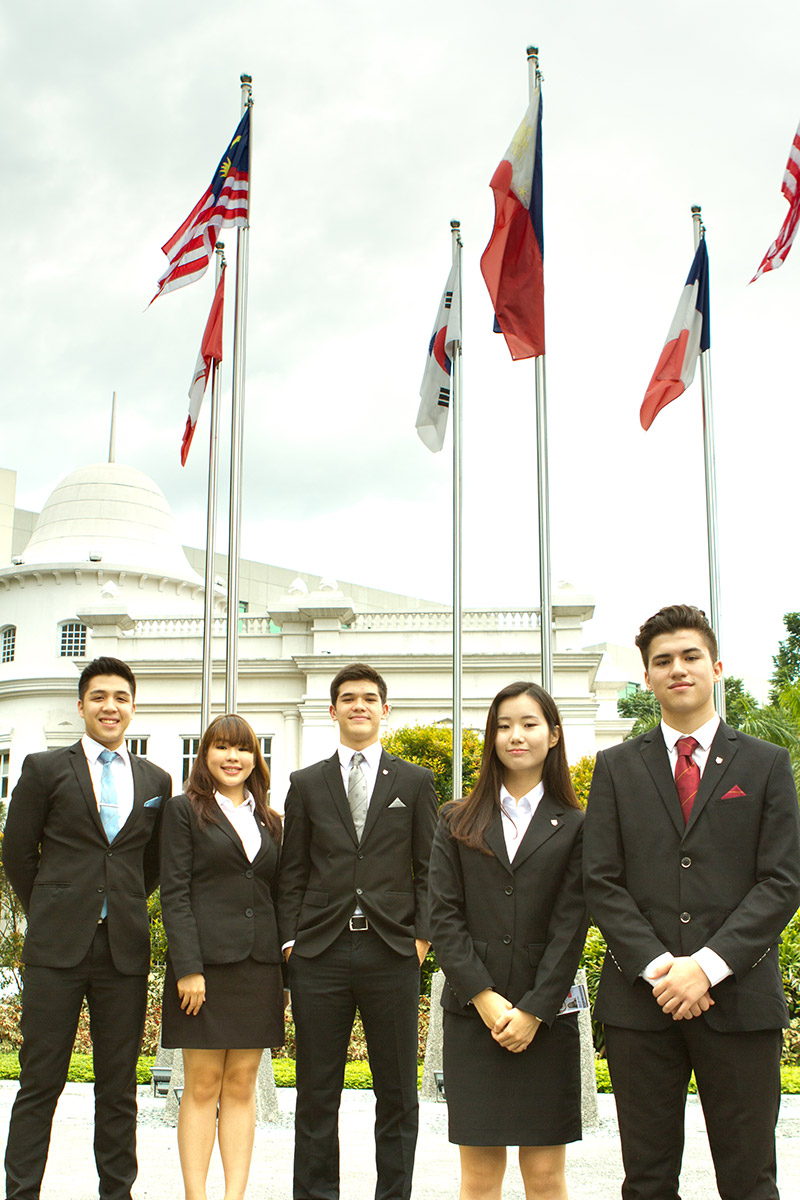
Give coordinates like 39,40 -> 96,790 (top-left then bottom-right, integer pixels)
0,1053 -> 798,1095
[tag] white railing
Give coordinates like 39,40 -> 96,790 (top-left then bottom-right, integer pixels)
131,611 -> 539,638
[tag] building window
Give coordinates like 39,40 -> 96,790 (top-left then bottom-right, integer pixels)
0,750 -> 9,801
1,626 -> 15,664
126,737 -> 149,758
258,736 -> 272,775
60,622 -> 87,658
182,737 -> 200,786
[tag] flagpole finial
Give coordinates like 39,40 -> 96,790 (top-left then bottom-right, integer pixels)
691,205 -> 706,247
691,205 -> 702,215
527,45 -> 538,58
450,219 -> 460,231
240,73 -> 252,85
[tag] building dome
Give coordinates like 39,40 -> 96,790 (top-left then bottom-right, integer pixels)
21,463 -> 202,584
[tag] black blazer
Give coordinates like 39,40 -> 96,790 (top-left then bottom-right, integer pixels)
429,796 -> 587,1027
159,793 -> 282,980
583,722 -> 800,1032
2,742 -> 171,975
277,749 -> 438,958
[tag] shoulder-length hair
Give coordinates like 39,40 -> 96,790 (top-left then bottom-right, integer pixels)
448,681 -> 580,854
186,713 -> 281,843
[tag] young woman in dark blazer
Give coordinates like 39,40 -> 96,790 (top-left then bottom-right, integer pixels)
160,714 -> 284,1200
429,682 -> 587,1200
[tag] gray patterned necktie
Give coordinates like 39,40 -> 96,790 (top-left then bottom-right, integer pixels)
348,751 -> 368,841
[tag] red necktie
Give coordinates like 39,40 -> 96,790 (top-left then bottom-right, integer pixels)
675,736 -> 700,825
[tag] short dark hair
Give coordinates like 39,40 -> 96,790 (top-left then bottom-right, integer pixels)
78,657 -> 137,702
635,605 -> 719,668
329,663 -> 388,706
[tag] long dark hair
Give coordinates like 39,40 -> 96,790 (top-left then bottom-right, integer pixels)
186,713 -> 281,843
448,682 -> 580,854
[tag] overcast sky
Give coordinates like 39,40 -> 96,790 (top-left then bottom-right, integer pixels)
3,0 -> 798,698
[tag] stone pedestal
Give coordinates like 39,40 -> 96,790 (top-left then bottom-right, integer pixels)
420,971 -> 445,1100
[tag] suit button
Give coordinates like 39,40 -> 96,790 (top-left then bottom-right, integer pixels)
246,869 -> 254,878
358,852 -> 365,860
681,857 -> 692,868
356,888 -> 363,896
680,911 -> 691,923
97,886 -> 105,893
107,850 -> 113,857
502,935 -> 511,945
245,908 -> 254,918
505,885 -> 514,895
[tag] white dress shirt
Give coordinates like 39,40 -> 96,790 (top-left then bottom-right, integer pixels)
215,790 -> 261,862
82,735 -> 134,829
499,780 -> 544,862
337,739 -> 382,804
642,715 -> 732,989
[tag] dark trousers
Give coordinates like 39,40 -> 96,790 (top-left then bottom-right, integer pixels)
604,1021 -> 783,1200
4,923 -> 148,1200
289,927 -> 421,1200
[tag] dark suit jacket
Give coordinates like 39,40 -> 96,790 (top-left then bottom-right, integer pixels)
2,741 -> 171,975
160,793 -> 282,979
277,749 -> 438,958
429,797 -> 587,1027
583,722 -> 800,1032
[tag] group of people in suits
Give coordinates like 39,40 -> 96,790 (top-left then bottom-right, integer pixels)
3,603 -> 800,1200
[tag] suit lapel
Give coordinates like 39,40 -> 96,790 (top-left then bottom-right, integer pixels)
684,722 -> 738,833
510,793 -> 566,869
640,728 -> 685,836
70,743 -> 108,839
322,754 -> 359,846
484,813 -> 512,872
360,751 -> 397,843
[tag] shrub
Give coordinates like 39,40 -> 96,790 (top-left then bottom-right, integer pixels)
569,755 -> 595,809
381,725 -> 483,808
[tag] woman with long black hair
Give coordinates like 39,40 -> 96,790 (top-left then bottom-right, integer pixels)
429,682 -> 587,1200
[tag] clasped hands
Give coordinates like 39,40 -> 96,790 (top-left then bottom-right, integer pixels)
472,989 -> 541,1053
648,955 -> 714,1020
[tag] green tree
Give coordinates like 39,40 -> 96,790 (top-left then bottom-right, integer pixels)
569,755 -> 595,809
617,689 -> 661,738
770,613 -> 800,703
381,724 -> 483,807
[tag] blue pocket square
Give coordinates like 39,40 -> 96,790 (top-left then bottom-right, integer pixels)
144,796 -> 163,809
388,798 -> 406,809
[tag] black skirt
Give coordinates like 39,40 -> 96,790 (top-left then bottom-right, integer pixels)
442,1009 -> 581,1147
161,957 -> 285,1050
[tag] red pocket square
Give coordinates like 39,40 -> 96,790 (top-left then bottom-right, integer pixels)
721,785 -> 747,799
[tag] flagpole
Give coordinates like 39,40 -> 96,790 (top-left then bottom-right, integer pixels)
225,74 -> 253,712
527,45 -> 553,695
108,392 -> 117,463
450,220 -> 464,802
691,205 -> 725,719
201,242 -> 226,733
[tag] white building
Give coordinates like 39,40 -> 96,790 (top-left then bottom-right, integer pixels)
0,463 -> 634,806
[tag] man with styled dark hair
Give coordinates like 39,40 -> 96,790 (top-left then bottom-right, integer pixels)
584,605 -> 800,1200
278,662 -> 438,1200
3,656 -> 171,1200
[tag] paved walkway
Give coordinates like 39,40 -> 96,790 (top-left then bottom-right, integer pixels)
1,1080 -> 799,1199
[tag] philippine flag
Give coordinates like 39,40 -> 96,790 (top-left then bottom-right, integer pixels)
416,254 -> 461,452
480,87 -> 544,360
640,239 -> 710,431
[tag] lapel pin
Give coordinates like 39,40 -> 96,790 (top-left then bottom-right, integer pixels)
382,769 -> 389,775
716,756 -> 723,764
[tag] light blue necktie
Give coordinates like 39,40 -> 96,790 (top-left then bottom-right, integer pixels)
98,749 -> 119,919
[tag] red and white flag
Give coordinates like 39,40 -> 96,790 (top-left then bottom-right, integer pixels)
181,268 -> 225,465
751,119 -> 800,282
152,110 -> 249,303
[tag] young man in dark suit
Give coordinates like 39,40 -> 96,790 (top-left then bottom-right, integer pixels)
278,663 -> 439,1200
584,605 -> 800,1200
2,656 -> 171,1200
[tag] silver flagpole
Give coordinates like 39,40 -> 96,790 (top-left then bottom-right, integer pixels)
108,392 -> 117,462
225,75 -> 253,712
201,242 -> 226,733
691,205 -> 725,719
450,220 -> 464,802
528,45 -> 553,695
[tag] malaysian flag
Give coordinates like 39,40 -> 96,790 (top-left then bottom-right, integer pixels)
152,110 -> 250,303
416,254 -> 461,452
751,119 -> 800,282
181,267 -> 225,465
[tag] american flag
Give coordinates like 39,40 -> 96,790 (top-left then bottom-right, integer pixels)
152,109 -> 250,302
751,119 -> 800,282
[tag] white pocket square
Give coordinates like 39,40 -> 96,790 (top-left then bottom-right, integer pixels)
388,798 -> 406,809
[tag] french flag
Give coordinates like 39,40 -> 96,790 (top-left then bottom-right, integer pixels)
480,87 -> 544,361
640,239 -> 710,431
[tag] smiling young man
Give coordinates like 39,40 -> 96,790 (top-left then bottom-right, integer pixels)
278,663 -> 438,1200
2,656 -> 171,1200
583,605 -> 800,1200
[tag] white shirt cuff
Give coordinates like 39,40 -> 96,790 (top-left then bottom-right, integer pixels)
693,947 -> 732,988
642,951 -> 673,985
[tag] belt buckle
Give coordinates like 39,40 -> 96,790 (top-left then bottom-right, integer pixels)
349,915 -> 369,931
